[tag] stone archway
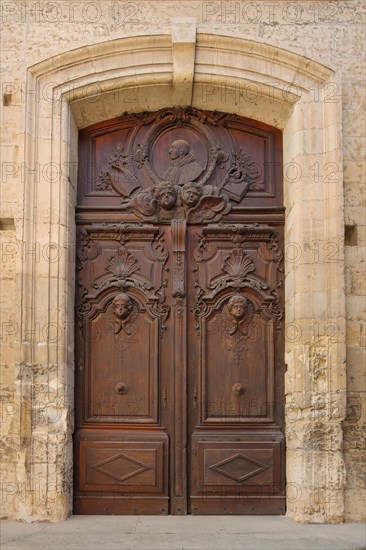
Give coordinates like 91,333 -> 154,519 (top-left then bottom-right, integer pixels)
17,23 -> 345,522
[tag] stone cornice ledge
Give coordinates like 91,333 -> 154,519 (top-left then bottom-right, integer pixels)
197,34 -> 333,86
28,32 -> 333,85
28,34 -> 172,78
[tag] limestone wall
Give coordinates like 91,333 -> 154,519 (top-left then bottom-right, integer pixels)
0,0 -> 365,522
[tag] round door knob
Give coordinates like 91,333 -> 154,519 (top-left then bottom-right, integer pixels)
115,382 -> 128,395
232,383 -> 245,396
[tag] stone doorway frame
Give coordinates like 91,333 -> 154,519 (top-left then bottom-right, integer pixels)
18,22 -> 346,522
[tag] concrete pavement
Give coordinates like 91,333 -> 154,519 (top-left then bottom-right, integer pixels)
1,515 -> 365,550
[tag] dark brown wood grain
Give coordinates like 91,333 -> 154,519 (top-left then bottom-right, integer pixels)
74,109 -> 285,515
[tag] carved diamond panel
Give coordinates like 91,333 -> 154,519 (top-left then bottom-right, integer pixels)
79,439 -> 167,494
209,453 -> 267,482
91,453 -> 151,482
193,439 -> 280,494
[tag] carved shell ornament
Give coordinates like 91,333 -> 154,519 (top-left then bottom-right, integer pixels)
223,248 -> 256,280
107,247 -> 139,280
96,109 -> 260,224
207,248 -> 262,294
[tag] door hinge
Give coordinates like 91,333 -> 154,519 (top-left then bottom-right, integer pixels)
193,386 -> 198,409
162,387 -> 167,409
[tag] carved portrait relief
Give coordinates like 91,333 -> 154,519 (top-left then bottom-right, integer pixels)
90,109 -> 270,225
164,139 -> 204,185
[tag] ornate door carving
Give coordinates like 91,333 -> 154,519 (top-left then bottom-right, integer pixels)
74,109 -> 285,515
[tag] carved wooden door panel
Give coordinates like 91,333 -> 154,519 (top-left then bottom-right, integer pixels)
74,224 -> 171,514
74,109 -> 285,515
186,224 -> 285,514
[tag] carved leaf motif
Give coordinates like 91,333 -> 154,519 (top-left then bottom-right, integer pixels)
119,108 -> 239,128
215,146 -> 229,169
233,149 -> 260,182
97,171 -> 112,190
150,278 -> 170,335
77,228 -> 101,270
101,143 -> 141,198
223,248 -> 255,279
76,282 -> 92,327
192,283 -> 207,336
109,143 -> 128,171
172,253 -> 185,298
132,145 -> 147,168
151,229 -> 169,265
154,108 -> 196,126
106,248 -> 140,279
193,234 -> 216,263
174,296 -> 184,320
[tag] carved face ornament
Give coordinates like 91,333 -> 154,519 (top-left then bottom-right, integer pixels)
181,183 -> 202,208
226,295 -> 250,335
155,182 -> 177,210
112,293 -> 134,334
113,298 -> 131,320
159,190 -> 176,210
230,301 -> 246,321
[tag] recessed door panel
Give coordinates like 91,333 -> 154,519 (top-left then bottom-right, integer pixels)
201,316 -> 274,423
79,440 -> 166,492
86,306 -> 159,423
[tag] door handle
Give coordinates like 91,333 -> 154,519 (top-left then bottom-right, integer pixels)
115,382 -> 128,395
232,383 -> 245,396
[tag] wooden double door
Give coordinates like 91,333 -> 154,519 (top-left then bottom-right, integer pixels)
74,109 -> 285,515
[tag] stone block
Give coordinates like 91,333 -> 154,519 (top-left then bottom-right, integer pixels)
346,320 -> 365,346
346,346 -> 366,393
343,159 -> 365,183
344,488 -> 366,522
